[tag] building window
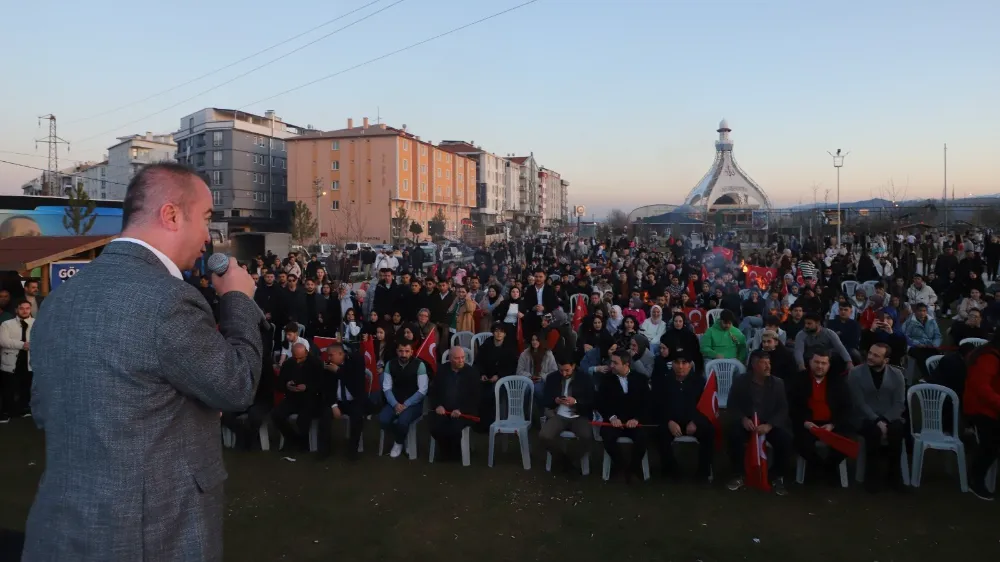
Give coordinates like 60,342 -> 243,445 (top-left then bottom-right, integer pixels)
332,141 -> 340,151
213,131 -> 223,146
212,190 -> 222,205
421,182 -> 426,193
402,159 -> 408,171
330,180 -> 339,191
402,140 -> 409,151
331,200 -> 340,210
212,171 -> 222,186
436,168 -> 441,178
446,170 -> 451,180
213,151 -> 222,167
402,179 -> 409,190
436,186 -> 442,196
331,161 -> 339,171
252,173 -> 257,184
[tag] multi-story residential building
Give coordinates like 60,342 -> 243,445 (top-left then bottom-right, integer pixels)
174,108 -> 315,231
21,161 -> 106,197
286,118 -> 476,244
502,157 -> 521,218
105,132 -> 176,200
508,154 -> 540,232
438,141 -> 505,225
539,167 -> 565,228
560,179 -> 570,224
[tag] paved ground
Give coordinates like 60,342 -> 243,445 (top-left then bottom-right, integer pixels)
1,419 -> 996,562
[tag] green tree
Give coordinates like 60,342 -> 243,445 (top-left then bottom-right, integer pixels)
63,182 -> 98,235
290,200 -> 318,246
428,208 -> 448,238
408,221 -> 423,242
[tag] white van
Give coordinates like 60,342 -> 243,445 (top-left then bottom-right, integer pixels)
343,241 -> 371,256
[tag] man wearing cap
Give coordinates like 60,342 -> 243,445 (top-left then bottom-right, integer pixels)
761,329 -> 797,379
649,346 -> 713,482
725,349 -> 792,495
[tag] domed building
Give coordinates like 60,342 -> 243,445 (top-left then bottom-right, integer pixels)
682,120 -> 772,220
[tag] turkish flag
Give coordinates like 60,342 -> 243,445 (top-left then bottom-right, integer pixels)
712,246 -> 734,261
683,307 -> 708,335
697,370 -> 722,448
572,299 -> 587,330
809,426 -> 860,459
359,338 -> 378,392
744,413 -> 771,491
314,336 -> 338,362
686,278 -> 697,303
745,266 -> 777,289
416,328 -> 437,375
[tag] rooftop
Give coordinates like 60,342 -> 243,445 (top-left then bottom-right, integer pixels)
0,235 -> 116,271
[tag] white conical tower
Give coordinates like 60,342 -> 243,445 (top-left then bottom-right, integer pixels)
682,119 -> 771,210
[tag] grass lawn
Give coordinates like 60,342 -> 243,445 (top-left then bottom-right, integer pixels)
1,418 -> 996,562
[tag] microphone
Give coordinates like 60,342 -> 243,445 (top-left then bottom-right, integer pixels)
207,253 -> 272,334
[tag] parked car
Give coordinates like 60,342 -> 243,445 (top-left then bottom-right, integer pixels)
443,246 -> 463,260
343,241 -> 372,256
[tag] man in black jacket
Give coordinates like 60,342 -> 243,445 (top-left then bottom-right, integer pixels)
522,269 -> 558,340
473,324 -> 519,428
272,342 -> 325,453
316,342 -> 367,460
428,347 -> 480,462
649,347 -> 713,482
539,356 -> 595,478
372,268 -> 398,322
725,350 -> 792,495
280,274 -> 308,327
788,351 -> 852,485
597,350 -> 651,482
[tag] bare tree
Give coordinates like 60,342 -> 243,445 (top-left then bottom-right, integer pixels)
879,178 -> 908,205
606,208 -> 629,232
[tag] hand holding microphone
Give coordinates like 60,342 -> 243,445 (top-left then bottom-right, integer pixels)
207,254 -> 256,299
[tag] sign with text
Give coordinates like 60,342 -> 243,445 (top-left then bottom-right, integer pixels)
50,260 -> 91,291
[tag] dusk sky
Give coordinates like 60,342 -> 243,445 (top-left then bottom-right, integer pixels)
1,0 -> 996,217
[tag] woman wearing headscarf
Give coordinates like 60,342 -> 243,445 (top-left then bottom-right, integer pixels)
493,285 -> 524,343
639,304 -> 666,343
659,312 -> 704,372
478,285 -> 504,333
605,304 -> 624,335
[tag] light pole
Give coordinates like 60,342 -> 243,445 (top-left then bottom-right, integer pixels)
316,188 -> 327,242
827,149 -> 848,248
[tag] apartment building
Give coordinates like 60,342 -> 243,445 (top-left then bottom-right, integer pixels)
21,161 -> 106,197
508,154 -> 540,232
438,141 -> 505,225
105,132 -> 176,200
287,118 -> 476,244
539,167 -> 566,228
174,108 -> 316,231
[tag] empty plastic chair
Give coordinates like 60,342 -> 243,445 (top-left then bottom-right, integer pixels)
908,383 -> 968,491
924,354 -> 944,377
703,359 -> 746,408
601,437 -> 650,481
488,375 -> 533,470
739,289 -> 752,301
278,414 -> 318,452
429,426 -> 472,466
706,308 -> 724,328
862,280 -> 879,297
451,330 -> 475,350
569,293 -> 588,312
960,337 -> 988,348
841,280 -> 858,298
673,435 -> 713,481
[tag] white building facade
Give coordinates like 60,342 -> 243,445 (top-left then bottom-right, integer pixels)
438,141 -> 506,224
106,132 -> 177,200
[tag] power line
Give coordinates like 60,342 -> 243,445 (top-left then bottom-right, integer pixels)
0,159 -> 132,187
239,0 -> 541,110
72,0 -> 408,146
0,150 -> 168,172
66,0 -> 386,125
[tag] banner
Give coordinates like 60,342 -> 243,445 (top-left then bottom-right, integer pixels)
682,307 -> 708,335
50,260 -> 91,291
712,246 -> 734,262
745,265 -> 777,289
751,211 -> 769,230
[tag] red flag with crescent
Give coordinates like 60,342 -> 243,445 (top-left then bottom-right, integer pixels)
712,246 -> 734,261
744,412 -> 771,491
516,317 -> 525,353
683,307 -> 708,335
809,426 -> 860,459
697,370 -> 722,449
745,266 -> 776,290
360,338 -> 377,392
416,328 -> 437,375
572,299 -> 587,330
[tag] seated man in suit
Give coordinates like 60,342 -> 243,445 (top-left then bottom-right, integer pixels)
726,349 -> 792,495
380,338 -> 429,458
788,350 -> 853,485
428,347 -> 481,461
539,355 -> 595,479
317,342 -> 366,461
848,342 -> 908,492
272,342 -> 324,453
596,349 -> 651,482
649,347 -> 713,482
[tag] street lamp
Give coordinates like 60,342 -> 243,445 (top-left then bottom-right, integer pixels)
827,149 -> 848,248
317,189 -> 327,242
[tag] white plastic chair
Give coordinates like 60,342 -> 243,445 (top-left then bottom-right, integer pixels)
429,425 -> 471,466
441,347 -> 474,365
487,375 -> 533,470
862,280 -> 879,297
296,323 -> 305,337
221,420 -> 271,451
703,359 -> 746,408
569,293 -> 588,312
706,308 -> 724,328
855,435 -> 910,486
959,337 -> 988,348
907,384 -> 968,491
924,354 -> 944,377
749,327 -> 764,352
841,280 -> 858,298
795,442 -> 849,487
451,330 -> 475,350
471,332 -> 492,361
543,429 -> 591,476
601,437 -> 650,481
378,417 -> 421,461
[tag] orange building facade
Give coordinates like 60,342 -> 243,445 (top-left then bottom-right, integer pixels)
287,118 -> 476,244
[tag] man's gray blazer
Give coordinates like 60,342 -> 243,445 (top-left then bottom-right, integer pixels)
22,241 -> 263,561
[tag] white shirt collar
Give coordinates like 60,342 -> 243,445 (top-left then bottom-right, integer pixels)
113,238 -> 183,280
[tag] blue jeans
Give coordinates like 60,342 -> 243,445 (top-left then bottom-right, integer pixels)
379,403 -> 423,445
739,316 -> 763,340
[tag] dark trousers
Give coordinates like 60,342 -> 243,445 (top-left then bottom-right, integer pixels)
539,412 -> 594,462
477,381 -> 496,431
221,403 -> 272,450
908,348 -> 937,381
0,366 -> 31,416
656,419 -> 714,477
727,424 -> 792,481
429,414 -> 471,458
793,424 -> 851,470
599,426 -> 647,472
316,400 -> 364,456
272,398 -> 318,450
860,418 -> 907,485
969,415 -> 1000,489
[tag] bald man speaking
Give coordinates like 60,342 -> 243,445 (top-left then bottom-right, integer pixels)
23,163 -> 263,561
